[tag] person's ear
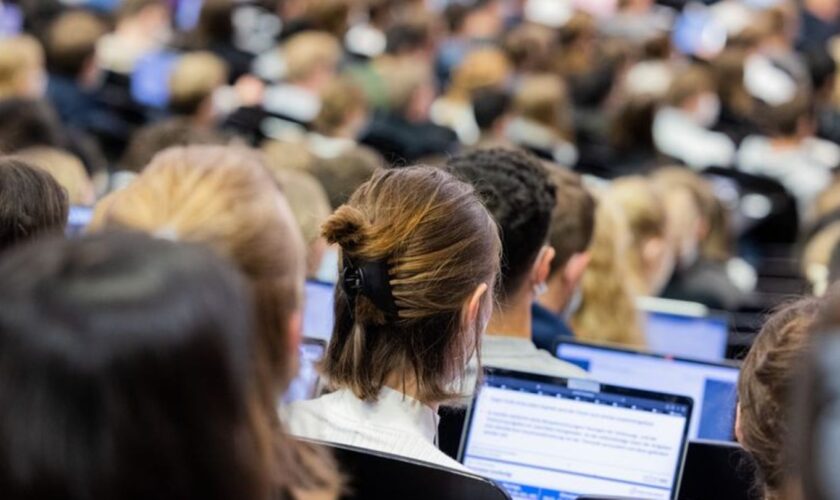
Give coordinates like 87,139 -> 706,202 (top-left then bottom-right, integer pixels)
563,251 -> 591,287
462,283 -> 490,326
642,237 -> 666,266
532,245 -> 556,289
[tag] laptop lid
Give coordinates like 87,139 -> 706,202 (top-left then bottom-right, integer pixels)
555,340 -> 739,441
460,367 -> 693,500
282,338 -> 326,403
637,297 -> 729,362
303,280 -> 335,341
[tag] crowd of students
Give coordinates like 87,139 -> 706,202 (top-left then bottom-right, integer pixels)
3,0 -> 840,499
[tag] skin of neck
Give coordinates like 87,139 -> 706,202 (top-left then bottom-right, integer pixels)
538,273 -> 570,316
383,371 -> 439,411
487,284 -> 533,340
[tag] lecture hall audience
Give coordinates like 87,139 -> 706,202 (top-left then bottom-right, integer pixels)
1,0 -> 840,498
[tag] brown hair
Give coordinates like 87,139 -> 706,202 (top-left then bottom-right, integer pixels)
0,35 -> 43,99
545,167 -> 596,275
514,74 -> 574,140
12,147 -> 95,206
168,51 -> 229,115
0,157 -> 68,253
571,195 -> 645,347
119,118 -> 233,173
311,146 -> 381,208
313,77 -> 367,136
45,10 -> 109,77
90,146 -> 339,497
738,298 -> 822,500
446,48 -> 511,102
282,31 -> 341,83
322,166 -> 500,403
665,64 -> 717,107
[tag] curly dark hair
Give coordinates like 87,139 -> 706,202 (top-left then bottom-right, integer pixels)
446,148 -> 556,303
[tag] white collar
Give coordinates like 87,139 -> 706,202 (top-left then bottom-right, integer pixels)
330,387 -> 439,444
482,335 -> 540,355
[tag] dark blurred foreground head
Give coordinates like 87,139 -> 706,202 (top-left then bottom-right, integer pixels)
0,232 -> 274,500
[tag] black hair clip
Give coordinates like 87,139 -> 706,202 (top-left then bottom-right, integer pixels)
341,257 -> 399,317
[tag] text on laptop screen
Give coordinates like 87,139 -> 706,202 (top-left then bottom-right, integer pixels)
282,340 -> 325,404
556,342 -> 739,441
303,281 -> 335,341
461,370 -> 691,500
643,311 -> 728,362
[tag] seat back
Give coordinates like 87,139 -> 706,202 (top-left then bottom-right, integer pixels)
678,440 -> 758,500
304,439 -> 511,500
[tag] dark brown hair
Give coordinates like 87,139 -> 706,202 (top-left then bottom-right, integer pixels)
0,231 -> 272,500
0,157 -> 68,253
738,298 -> 822,500
545,167 -> 595,275
322,166 -> 500,403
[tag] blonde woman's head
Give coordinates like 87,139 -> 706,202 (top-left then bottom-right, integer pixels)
13,147 -> 95,206
608,176 -> 675,296
572,195 -> 645,347
0,35 -> 45,99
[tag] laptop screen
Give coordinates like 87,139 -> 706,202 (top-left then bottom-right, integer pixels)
282,338 -> 326,404
66,206 -> 94,237
644,310 -> 729,362
303,280 -> 335,341
461,368 -> 692,500
555,341 -> 739,441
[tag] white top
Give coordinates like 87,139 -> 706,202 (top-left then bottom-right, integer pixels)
737,135 -> 838,214
653,107 -> 735,170
285,387 -> 468,472
480,335 -> 588,379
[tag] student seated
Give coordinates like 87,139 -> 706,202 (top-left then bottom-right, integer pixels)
287,166 -> 501,470
446,148 -> 586,378
0,232 -> 274,500
0,157 -> 68,253
607,176 -> 675,298
572,193 -> 646,347
91,145 -> 339,498
532,167 -> 596,350
737,298 -> 821,500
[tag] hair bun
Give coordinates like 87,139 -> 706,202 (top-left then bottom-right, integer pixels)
322,205 -> 370,250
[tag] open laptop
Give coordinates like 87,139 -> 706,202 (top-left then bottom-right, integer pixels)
303,280 -> 335,341
638,297 -> 729,362
282,338 -> 327,404
460,368 -> 693,500
555,340 -> 739,441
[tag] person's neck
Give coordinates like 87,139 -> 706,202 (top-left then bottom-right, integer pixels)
769,135 -> 805,150
538,280 -> 568,316
384,372 -> 439,411
487,291 -> 533,340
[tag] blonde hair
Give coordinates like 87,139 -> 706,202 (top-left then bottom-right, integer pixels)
266,166 -> 333,277
572,195 -> 645,347
90,146 -> 339,496
169,51 -> 228,115
13,147 -> 95,206
0,35 -> 44,99
608,176 -> 669,295
447,48 -> 511,102
282,31 -> 341,82
514,74 -> 573,139
374,57 -> 432,112
322,166 -> 501,403
313,77 -> 367,136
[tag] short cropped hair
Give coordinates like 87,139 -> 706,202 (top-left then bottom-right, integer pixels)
0,35 -> 43,99
119,118 -> 232,173
545,167 -> 596,275
45,10 -> 108,77
169,52 -> 229,115
0,157 -> 69,252
282,31 -> 341,82
446,148 -> 556,302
